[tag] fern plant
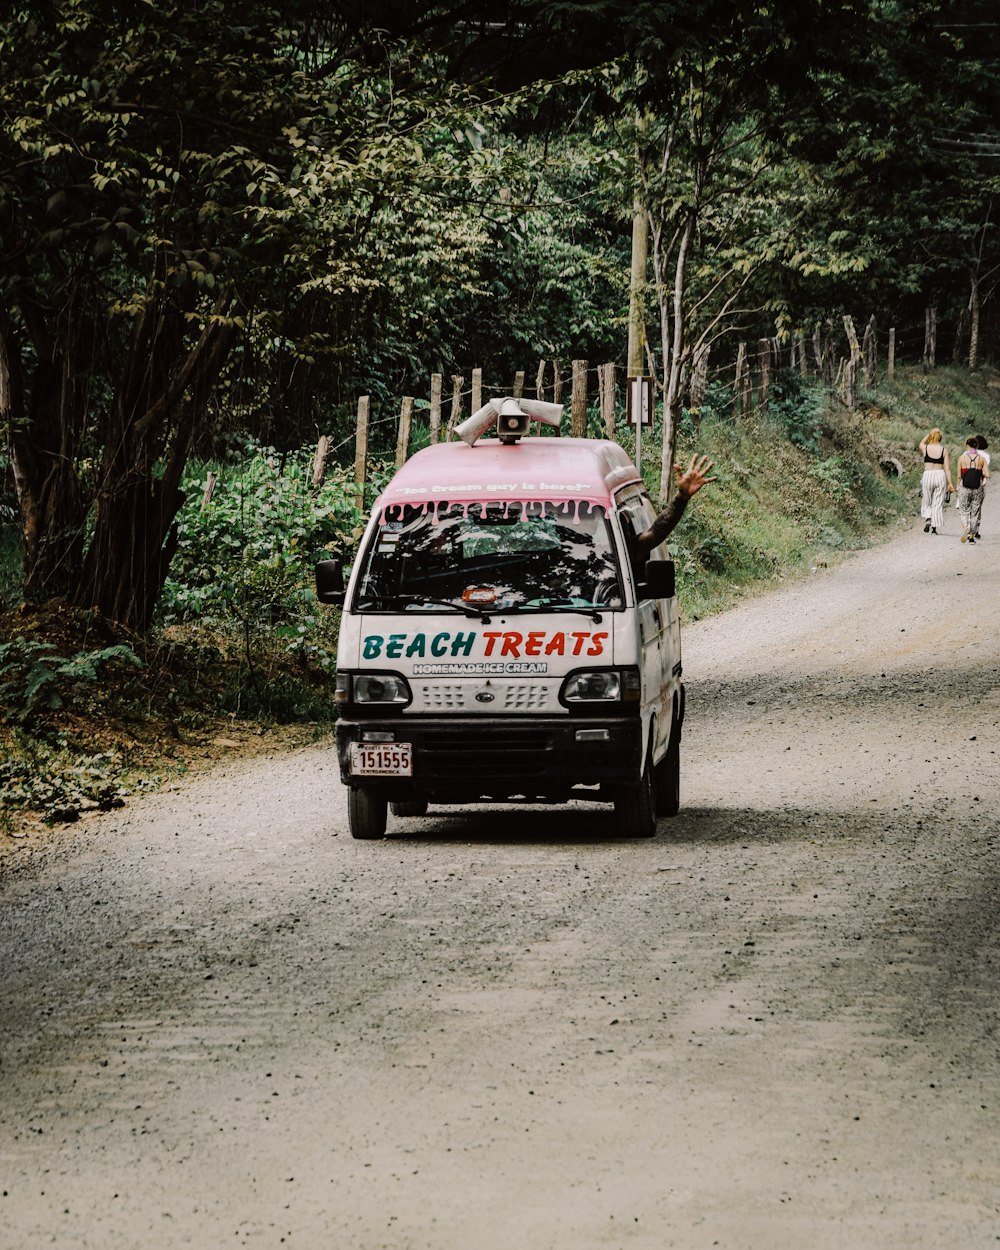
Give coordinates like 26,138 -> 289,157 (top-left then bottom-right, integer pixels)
0,639 -> 142,724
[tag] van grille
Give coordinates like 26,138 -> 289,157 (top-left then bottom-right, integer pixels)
415,725 -> 553,777
413,681 -> 557,714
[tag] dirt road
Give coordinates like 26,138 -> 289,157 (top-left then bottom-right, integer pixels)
1,511 -> 999,1250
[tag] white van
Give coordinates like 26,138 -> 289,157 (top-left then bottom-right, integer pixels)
316,398 -> 684,839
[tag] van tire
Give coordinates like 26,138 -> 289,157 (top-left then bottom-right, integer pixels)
348,787 -> 388,839
614,751 -> 656,838
390,799 -> 428,818
654,730 -> 681,817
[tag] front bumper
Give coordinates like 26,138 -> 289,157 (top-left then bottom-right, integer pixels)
335,715 -> 642,803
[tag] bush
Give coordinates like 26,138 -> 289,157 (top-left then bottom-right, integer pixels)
0,522 -> 21,611
0,637 -> 143,725
0,731 -> 138,824
770,370 -> 827,453
159,439 -> 365,628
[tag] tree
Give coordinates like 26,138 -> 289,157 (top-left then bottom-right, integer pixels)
605,1 -> 879,499
1,2 -> 322,625
0,1 -> 529,627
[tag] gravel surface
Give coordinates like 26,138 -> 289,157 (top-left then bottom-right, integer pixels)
1,508 -> 999,1250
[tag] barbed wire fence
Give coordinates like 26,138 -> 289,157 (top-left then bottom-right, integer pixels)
326,305 -> 978,501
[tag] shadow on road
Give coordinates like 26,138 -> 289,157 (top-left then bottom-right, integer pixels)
381,802 -> 880,846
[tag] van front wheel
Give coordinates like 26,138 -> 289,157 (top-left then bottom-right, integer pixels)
348,787 -> 388,839
614,753 -> 656,838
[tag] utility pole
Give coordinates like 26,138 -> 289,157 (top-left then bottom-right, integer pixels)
627,202 -> 647,378
626,117 -> 648,472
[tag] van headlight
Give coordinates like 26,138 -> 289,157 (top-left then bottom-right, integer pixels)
559,667 -> 640,708
336,671 -> 412,708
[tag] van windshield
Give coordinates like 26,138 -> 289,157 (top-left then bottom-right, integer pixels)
354,502 -> 622,613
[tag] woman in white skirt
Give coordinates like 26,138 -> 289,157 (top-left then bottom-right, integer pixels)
918,428 -> 954,534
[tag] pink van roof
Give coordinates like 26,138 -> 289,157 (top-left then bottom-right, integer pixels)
377,437 -> 643,514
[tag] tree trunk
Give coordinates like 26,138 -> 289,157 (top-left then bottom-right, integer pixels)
73,473 -> 186,627
923,307 -> 937,371
658,212 -> 696,503
812,323 -> 824,380
6,296 -> 89,602
7,272 -> 238,631
969,274 -> 980,371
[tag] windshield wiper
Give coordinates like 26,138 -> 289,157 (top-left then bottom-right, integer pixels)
356,593 -> 491,621
504,598 -> 605,623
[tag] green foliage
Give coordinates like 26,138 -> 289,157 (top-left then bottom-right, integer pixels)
0,732 -> 138,825
1,0 -> 562,624
808,455 -> 855,499
0,638 -> 142,724
0,523 -> 20,610
769,370 -> 828,453
160,442 -> 363,626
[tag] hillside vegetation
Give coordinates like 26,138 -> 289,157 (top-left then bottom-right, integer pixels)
2,365 -> 994,831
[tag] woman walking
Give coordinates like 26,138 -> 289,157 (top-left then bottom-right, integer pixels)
970,436 -> 990,540
957,436 -> 989,543
918,429 -> 953,534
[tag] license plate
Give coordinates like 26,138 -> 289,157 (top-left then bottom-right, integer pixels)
349,742 -> 413,777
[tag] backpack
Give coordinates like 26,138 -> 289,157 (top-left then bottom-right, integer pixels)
963,453 -> 984,490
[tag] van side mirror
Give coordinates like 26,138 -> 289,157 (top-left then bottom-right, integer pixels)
639,558 -> 675,601
315,558 -> 345,605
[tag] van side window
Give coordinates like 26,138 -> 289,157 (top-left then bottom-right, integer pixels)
618,493 -> 666,566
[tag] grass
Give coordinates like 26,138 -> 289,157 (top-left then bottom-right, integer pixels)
1,363 -> 997,831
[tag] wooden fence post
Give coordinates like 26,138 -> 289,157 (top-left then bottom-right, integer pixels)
844,357 -> 856,409
600,362 -> 616,437
447,374 -> 464,440
757,339 -> 771,410
201,470 -> 218,508
429,373 -> 442,443
812,324 -> 824,381
923,306 -> 937,371
690,344 -> 710,410
553,359 -> 564,405
535,360 -> 545,401
888,327 -> 896,380
862,315 -> 877,389
395,396 -> 414,466
843,314 -> 861,371
571,359 -> 588,437
735,343 -> 750,418
310,438 -> 329,490
354,396 -> 370,505
471,367 -> 483,413
512,370 -> 525,399
796,330 -> 807,377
